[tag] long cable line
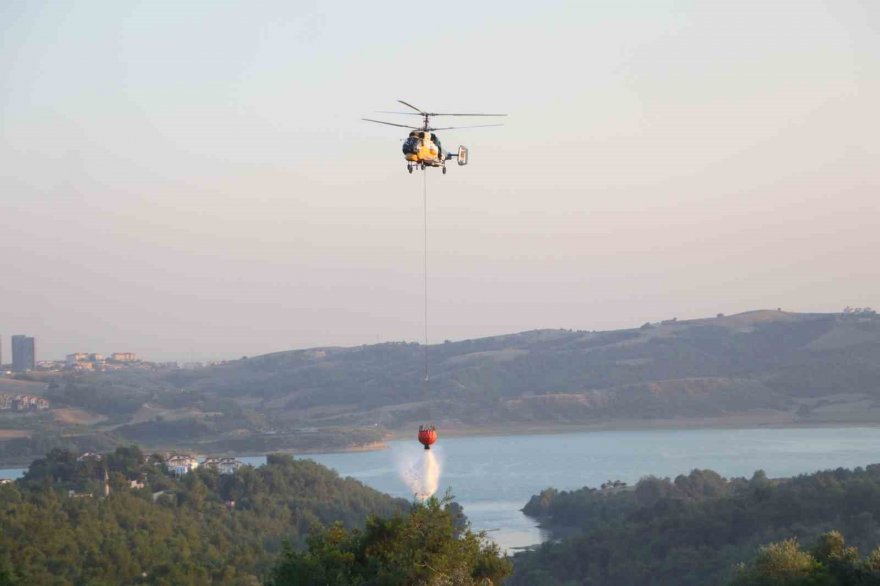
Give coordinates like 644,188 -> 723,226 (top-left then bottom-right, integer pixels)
423,168 -> 429,382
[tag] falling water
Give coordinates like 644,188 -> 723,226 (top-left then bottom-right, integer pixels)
397,448 -> 441,501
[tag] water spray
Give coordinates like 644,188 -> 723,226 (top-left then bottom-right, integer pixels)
397,447 -> 441,501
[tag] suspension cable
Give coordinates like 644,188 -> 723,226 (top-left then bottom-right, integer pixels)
423,168 -> 429,382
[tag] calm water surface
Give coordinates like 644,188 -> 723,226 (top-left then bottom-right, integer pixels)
0,467 -> 25,480
259,427 -> 880,552
5,427 -> 880,553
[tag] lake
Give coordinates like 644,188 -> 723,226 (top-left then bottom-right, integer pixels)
5,427 -> 880,553
273,426 -> 880,552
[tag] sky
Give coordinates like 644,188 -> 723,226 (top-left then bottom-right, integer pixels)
1,1 -> 878,361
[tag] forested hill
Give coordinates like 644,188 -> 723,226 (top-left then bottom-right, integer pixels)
0,447 -> 408,584
511,464 -> 880,585
6,308 -> 880,459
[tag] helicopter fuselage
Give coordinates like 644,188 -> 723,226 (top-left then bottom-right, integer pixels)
402,130 -> 445,167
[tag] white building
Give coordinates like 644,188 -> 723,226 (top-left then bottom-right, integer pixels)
66,353 -> 89,367
203,457 -> 243,475
165,454 -> 199,475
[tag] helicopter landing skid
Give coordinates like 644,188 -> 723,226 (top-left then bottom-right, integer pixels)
407,161 -> 445,174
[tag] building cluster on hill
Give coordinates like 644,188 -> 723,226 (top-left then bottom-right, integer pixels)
14,351 -> 181,373
0,334 -> 181,375
64,352 -> 143,372
0,334 -> 239,377
54,452 -> 247,501
0,393 -> 49,411
163,453 -> 243,476
53,356 -> 229,373
28,354 -> 182,373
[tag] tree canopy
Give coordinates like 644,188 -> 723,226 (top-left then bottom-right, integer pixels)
268,494 -> 512,586
0,448 -> 406,585
730,531 -> 880,585
512,465 -> 880,585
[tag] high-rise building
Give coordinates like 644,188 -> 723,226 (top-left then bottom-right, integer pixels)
11,335 -> 35,372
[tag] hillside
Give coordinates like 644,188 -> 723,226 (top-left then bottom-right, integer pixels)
510,464 -> 880,585
3,309 -> 880,460
0,448 -> 409,584
0,379 -> 48,395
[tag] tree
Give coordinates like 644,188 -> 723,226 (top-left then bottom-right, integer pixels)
268,495 -> 512,586
730,532 -> 880,586
730,539 -> 819,585
635,475 -> 674,507
0,556 -> 16,586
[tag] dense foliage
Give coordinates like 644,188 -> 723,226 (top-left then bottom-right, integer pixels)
730,531 -> 880,585
0,448 -> 406,585
512,465 -> 880,585
268,495 -> 512,586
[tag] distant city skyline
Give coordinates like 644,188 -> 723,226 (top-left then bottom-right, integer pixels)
2,1 -> 878,362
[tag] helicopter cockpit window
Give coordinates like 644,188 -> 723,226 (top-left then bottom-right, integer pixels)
402,136 -> 420,155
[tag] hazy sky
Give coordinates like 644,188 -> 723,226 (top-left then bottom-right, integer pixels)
2,1 -> 878,361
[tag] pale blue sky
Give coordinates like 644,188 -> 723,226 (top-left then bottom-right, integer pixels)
1,1 -> 878,361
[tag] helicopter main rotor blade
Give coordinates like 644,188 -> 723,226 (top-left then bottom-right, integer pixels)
428,124 -> 505,131
379,111 -> 507,117
426,113 -> 507,117
397,99 -> 425,114
362,118 -> 422,130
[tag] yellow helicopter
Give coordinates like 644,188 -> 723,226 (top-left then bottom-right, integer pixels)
363,100 -> 506,174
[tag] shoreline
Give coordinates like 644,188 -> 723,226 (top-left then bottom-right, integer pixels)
385,416 -> 880,443
241,416 -> 880,458
3,418 -> 880,468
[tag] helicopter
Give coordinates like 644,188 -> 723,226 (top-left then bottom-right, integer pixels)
363,100 -> 506,174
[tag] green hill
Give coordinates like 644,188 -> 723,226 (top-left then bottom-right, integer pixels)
0,447 -> 408,584
511,464 -> 880,585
